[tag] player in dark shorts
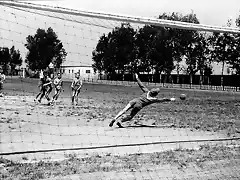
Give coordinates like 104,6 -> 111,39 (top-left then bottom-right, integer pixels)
109,73 -> 184,128
51,72 -> 64,103
34,71 -> 52,104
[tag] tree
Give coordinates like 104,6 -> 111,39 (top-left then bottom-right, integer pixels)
92,23 -> 137,79
92,34 -> 109,76
0,47 -> 10,74
210,31 -> 235,86
135,25 -> 157,74
25,27 -> 67,71
9,46 -> 22,75
0,46 -> 22,75
135,25 -> 174,83
226,15 -> 240,75
159,12 -> 202,84
193,33 -> 212,85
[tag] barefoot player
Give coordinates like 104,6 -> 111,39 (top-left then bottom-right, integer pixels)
109,73 -> 185,128
71,72 -> 83,105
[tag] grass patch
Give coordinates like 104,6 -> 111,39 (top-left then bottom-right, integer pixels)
1,144 -> 240,180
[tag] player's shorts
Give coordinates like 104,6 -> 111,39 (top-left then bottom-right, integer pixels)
129,98 -> 143,110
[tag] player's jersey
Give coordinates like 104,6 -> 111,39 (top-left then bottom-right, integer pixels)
39,76 -> 51,87
71,78 -> 82,90
135,92 -> 158,106
135,77 -> 159,107
53,78 -> 63,90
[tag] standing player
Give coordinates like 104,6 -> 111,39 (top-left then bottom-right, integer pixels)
109,73 -> 185,128
51,72 -> 64,103
71,72 -> 83,105
0,70 -> 6,97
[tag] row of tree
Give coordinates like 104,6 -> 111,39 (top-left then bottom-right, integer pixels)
0,27 -> 67,75
92,12 -> 240,85
0,46 -> 22,75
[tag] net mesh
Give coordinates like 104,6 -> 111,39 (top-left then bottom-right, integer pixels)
0,1 -> 240,180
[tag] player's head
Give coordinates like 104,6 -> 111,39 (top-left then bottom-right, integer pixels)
149,88 -> 160,97
75,72 -> 80,78
57,72 -> 61,79
43,71 -> 48,77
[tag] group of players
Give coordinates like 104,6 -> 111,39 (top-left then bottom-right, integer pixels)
35,71 -> 185,128
34,70 -> 83,106
1,68 -> 185,128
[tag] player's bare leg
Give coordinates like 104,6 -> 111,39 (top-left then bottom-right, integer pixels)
45,88 -> 52,105
75,90 -> 80,106
52,89 -> 60,104
109,103 -> 132,127
38,89 -> 46,103
35,86 -> 43,102
0,82 -> 3,97
114,107 -> 140,128
71,90 -> 77,105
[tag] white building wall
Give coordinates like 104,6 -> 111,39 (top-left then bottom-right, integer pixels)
61,66 -> 98,80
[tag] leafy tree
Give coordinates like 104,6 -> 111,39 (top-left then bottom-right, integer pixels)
25,27 -> 67,71
135,25 -> 157,74
0,46 -> 22,75
92,23 -> 137,79
0,47 -> 10,74
92,34 -> 109,75
226,15 -> 240,75
135,25 -> 174,83
210,31 -> 235,86
9,46 -> 22,75
159,12 -> 202,84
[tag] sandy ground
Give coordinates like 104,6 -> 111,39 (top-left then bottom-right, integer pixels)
1,79 -> 240,179
1,95 -> 239,163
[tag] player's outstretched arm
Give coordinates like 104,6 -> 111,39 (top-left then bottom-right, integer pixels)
156,97 -> 176,103
135,73 -> 149,93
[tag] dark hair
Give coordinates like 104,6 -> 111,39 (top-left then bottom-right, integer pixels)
150,88 -> 160,97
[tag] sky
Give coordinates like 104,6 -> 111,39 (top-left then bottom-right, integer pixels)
33,0 -> 240,26
1,0 -> 240,74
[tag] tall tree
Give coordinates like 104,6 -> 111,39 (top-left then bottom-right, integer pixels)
210,31 -> 235,86
92,23 -> 137,79
92,34 -> 109,75
0,47 -> 10,74
25,27 -> 67,71
135,25 -> 174,83
159,12 -> 201,84
9,46 -> 22,75
226,15 -> 240,75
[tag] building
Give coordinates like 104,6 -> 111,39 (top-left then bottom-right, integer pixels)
60,65 -> 98,80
